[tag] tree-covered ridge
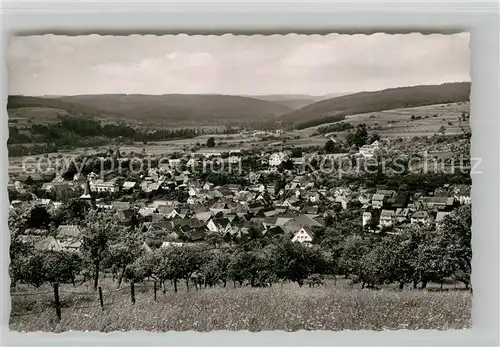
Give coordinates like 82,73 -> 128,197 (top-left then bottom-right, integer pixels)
8,116 -> 198,153
281,82 -> 471,129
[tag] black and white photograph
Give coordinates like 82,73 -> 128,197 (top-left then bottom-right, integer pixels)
7,33 -> 472,332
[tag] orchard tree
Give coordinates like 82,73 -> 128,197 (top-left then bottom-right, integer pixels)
108,232 -> 143,287
440,205 -> 472,289
80,210 -> 121,290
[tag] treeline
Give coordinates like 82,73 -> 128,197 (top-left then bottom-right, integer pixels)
316,122 -> 354,135
10,204 -> 471,291
294,115 -> 346,130
9,117 -> 199,145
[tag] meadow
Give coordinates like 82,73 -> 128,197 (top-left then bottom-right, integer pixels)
298,102 -> 470,139
10,279 -> 471,332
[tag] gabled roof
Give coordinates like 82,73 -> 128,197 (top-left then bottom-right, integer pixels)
111,201 -> 131,210
182,227 -> 207,241
372,194 -> 385,201
412,210 -> 429,219
380,210 -> 395,218
35,236 -> 61,251
56,225 -> 81,239
436,211 -> 451,222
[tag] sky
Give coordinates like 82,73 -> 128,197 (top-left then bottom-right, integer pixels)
8,33 -> 470,96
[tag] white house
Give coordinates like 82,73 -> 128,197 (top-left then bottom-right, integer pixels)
291,227 -> 314,246
362,211 -> 372,227
411,210 -> 430,225
90,179 -> 119,193
379,209 -> 395,228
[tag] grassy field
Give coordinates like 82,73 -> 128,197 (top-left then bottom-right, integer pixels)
10,279 -> 471,332
298,102 -> 470,138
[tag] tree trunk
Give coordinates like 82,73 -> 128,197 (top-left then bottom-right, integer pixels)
118,266 -> 126,288
233,281 -> 236,288
223,280 -> 226,288
93,260 -> 100,291
420,280 -> 428,289
399,282 -> 404,290
185,278 -> 190,292
173,278 -> 178,293
412,280 -> 418,289
440,281 -> 443,290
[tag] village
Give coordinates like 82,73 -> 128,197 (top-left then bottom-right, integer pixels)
8,132 -> 471,254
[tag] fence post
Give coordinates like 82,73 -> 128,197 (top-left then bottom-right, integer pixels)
99,286 -> 104,310
154,281 -> 157,301
130,282 -> 135,305
53,282 -> 61,322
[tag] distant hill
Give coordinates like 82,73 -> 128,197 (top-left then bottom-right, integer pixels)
7,95 -> 118,119
280,82 -> 471,129
245,94 -> 319,110
50,94 -> 293,124
247,93 -> 350,110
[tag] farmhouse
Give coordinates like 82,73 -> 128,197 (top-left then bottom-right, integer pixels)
411,210 -> 430,225
90,179 -> 120,193
379,209 -> 395,228
291,226 -> 314,246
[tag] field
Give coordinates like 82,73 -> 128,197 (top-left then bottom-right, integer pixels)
298,102 -> 470,140
10,278 -> 471,332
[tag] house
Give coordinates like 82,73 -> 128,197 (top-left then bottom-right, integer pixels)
58,239 -> 82,252
411,210 -> 430,225
379,209 -> 395,228
122,181 -> 137,191
203,182 -> 214,191
362,211 -> 372,227
435,211 -> 451,224
56,225 -> 81,240
111,201 -> 131,211
181,227 -> 207,242
452,185 -> 471,205
169,159 -> 182,168
34,199 -> 54,209
117,209 -> 136,223
308,192 -> 320,203
291,226 -> 314,245
161,241 -> 185,248
392,191 -> 409,208
206,218 -> 232,234
282,214 -> 322,234
35,236 -> 61,252
371,194 -> 386,209
139,207 -> 157,217
394,208 -> 410,223
140,181 -> 161,193
90,179 -> 119,193
419,196 -> 455,210
263,225 -> 285,238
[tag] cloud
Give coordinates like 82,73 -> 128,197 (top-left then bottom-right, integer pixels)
8,33 -> 470,96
